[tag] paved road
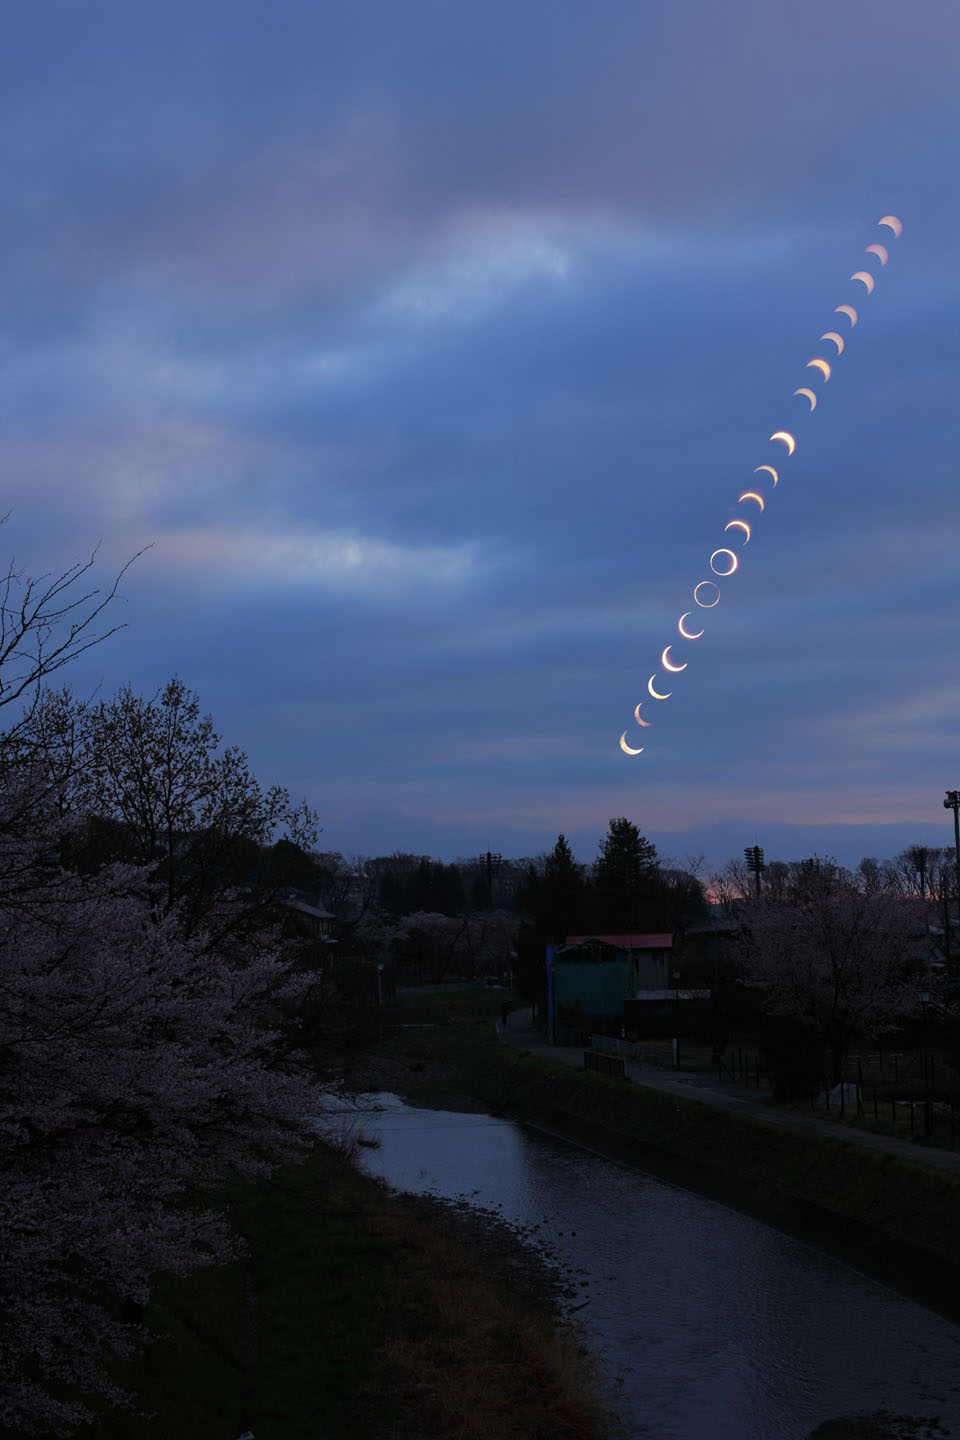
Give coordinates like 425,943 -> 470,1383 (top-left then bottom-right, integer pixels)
395,982 -> 489,997
498,1007 -> 960,1178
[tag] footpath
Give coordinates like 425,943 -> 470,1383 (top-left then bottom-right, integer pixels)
499,1007 -> 960,1178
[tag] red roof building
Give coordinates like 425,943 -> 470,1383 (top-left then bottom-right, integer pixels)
565,934 -> 672,952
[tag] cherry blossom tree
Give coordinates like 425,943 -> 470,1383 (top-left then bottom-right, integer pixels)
0,781 -> 324,1436
0,528 -> 329,1432
741,869 -> 924,1088
7,679 -> 320,951
461,907 -> 518,978
391,910 -> 469,983
389,909 -> 516,983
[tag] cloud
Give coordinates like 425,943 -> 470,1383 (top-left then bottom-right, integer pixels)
147,524 -> 484,593
829,686 -> 960,752
382,211 -> 575,322
0,0 -> 958,865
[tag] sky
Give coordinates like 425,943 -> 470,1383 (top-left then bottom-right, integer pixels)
2,0 -> 959,874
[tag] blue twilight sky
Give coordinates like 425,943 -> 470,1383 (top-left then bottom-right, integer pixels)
2,0 -> 959,873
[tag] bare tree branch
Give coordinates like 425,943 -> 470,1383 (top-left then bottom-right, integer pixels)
0,521 -> 150,713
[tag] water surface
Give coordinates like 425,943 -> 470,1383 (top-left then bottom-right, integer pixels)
351,1092 -> 960,1439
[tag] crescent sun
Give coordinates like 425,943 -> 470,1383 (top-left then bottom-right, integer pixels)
724,519 -> 751,543
678,612 -> 704,639
820,331 -> 844,355
793,387 -> 817,411
619,732 -> 644,756
754,464 -> 778,486
648,675 -> 671,700
770,431 -> 796,455
633,702 -> 652,727
835,304 -> 858,326
851,270 -> 875,294
738,490 -> 764,510
807,357 -> 832,382
661,645 -> 687,673
865,243 -> 888,267
878,214 -> 903,238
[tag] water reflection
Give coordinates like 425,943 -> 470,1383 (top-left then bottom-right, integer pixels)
352,1093 -> 960,1440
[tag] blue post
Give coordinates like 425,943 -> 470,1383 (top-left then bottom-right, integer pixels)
545,945 -> 557,1045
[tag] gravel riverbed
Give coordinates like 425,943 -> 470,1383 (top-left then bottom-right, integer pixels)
331,1040 -> 956,1440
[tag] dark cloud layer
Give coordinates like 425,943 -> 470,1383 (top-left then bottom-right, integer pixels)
2,1 -> 959,870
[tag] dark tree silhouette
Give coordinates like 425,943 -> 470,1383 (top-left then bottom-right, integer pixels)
593,817 -> 658,931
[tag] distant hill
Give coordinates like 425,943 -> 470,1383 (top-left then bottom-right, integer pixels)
316,808 -> 956,874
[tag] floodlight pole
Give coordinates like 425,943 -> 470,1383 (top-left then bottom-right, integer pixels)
744,846 -> 766,897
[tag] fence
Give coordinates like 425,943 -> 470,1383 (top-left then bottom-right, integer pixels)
583,1049 -> 627,1079
716,1048 -> 767,1089
812,1066 -> 958,1141
590,1033 -> 648,1062
815,1083 -> 959,1140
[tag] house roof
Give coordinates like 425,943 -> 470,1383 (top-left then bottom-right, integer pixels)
286,897 -> 336,920
564,933 -> 673,950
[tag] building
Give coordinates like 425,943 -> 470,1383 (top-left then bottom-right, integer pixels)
548,933 -> 673,1042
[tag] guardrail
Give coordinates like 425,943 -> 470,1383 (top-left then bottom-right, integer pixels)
583,1049 -> 627,1079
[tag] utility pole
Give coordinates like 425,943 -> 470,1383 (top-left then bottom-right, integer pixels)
744,846 -> 766,897
920,987 -> 932,1137
478,851 -> 502,909
944,792 -> 960,975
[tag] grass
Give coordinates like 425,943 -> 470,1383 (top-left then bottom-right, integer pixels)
67,983 -> 960,1437
74,1098 -> 609,1440
89,1148 -> 408,1440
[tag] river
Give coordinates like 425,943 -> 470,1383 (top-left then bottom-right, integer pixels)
350,1091 -> 960,1439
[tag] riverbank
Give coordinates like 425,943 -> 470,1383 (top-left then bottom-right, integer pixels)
58,1099 -> 611,1439
356,993 -> 960,1334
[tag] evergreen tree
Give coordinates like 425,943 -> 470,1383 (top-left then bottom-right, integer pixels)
512,840 -> 587,1014
541,833 -> 587,942
411,856 -> 433,912
593,817 -> 658,931
440,861 -> 466,915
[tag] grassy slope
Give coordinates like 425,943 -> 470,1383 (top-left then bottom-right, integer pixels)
53,985 -> 960,1437
379,995 -> 960,1295
89,1149 -> 412,1440
76,1049 -> 607,1439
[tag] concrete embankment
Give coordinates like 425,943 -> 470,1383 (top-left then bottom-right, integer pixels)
386,1011 -> 960,1326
